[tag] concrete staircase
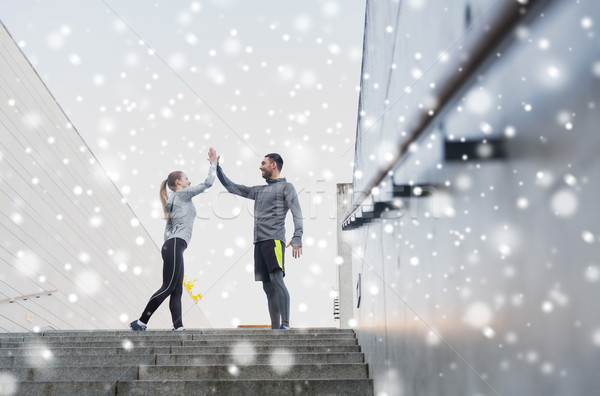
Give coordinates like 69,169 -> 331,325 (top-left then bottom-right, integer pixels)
0,328 -> 373,395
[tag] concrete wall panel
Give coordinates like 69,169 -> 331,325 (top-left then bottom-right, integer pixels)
350,0 -> 600,394
0,21 -> 211,331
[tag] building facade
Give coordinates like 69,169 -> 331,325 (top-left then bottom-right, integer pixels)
345,0 -> 600,394
0,21 -> 210,331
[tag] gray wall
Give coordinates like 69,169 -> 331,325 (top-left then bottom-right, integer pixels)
0,21 -> 210,331
349,0 -> 600,395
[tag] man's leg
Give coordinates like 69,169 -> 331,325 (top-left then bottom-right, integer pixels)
269,269 -> 290,328
262,279 -> 281,329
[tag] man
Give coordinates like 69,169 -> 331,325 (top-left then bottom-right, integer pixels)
217,153 -> 303,329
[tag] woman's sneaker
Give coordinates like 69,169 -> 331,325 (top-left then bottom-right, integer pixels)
172,327 -> 186,331
129,320 -> 147,331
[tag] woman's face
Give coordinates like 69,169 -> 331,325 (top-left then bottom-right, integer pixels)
177,174 -> 191,189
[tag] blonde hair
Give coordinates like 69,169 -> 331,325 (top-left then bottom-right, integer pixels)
160,171 -> 184,218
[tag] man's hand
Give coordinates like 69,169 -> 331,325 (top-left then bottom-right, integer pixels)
286,241 -> 302,258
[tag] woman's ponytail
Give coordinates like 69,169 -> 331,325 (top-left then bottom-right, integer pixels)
160,171 -> 184,219
159,179 -> 169,218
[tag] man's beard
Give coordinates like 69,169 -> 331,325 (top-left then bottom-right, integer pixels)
262,169 -> 272,179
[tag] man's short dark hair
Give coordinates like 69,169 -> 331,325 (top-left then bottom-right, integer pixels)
265,153 -> 283,171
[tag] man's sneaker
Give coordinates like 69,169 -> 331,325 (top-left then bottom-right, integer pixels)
172,327 -> 186,331
129,320 -> 146,331
279,325 -> 290,330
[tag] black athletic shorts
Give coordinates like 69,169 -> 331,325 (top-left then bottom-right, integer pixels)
254,239 -> 285,281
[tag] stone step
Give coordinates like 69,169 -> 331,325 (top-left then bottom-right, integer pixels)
5,366 -> 138,381
0,344 -> 361,357
0,346 -> 169,357
0,352 -> 364,368
156,352 -> 364,365
5,381 -> 116,396
0,338 -> 358,348
12,379 -> 374,396
119,379 -> 374,396
0,354 -> 156,368
170,344 -> 362,354
0,328 -> 354,338
0,333 -> 355,343
204,329 -> 354,333
138,363 -> 369,380
3,363 -> 368,381
202,328 -> 355,333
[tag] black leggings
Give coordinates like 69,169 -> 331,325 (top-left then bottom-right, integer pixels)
139,237 -> 187,328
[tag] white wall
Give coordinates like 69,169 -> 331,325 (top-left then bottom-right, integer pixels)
0,21 -> 210,331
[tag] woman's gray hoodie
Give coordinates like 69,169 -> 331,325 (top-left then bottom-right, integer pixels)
164,162 -> 217,244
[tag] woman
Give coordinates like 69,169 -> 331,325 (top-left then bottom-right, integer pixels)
130,147 -> 218,331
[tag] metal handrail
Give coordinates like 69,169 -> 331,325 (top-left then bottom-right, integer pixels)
342,0 -> 553,225
0,290 -> 57,304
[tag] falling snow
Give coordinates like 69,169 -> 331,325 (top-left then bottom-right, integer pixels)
0,0 -> 599,394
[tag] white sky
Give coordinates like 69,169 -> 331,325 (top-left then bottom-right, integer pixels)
0,0 -> 366,328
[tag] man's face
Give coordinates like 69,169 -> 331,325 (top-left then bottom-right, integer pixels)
260,157 -> 275,179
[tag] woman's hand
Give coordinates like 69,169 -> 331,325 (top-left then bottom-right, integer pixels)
208,147 -> 218,163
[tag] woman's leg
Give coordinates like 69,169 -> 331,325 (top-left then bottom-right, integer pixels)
169,241 -> 186,329
139,238 -> 182,324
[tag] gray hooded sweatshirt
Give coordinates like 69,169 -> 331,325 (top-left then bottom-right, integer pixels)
217,165 -> 303,246
164,162 -> 217,244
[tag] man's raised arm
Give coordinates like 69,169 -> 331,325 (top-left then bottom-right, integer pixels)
217,164 -> 254,199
